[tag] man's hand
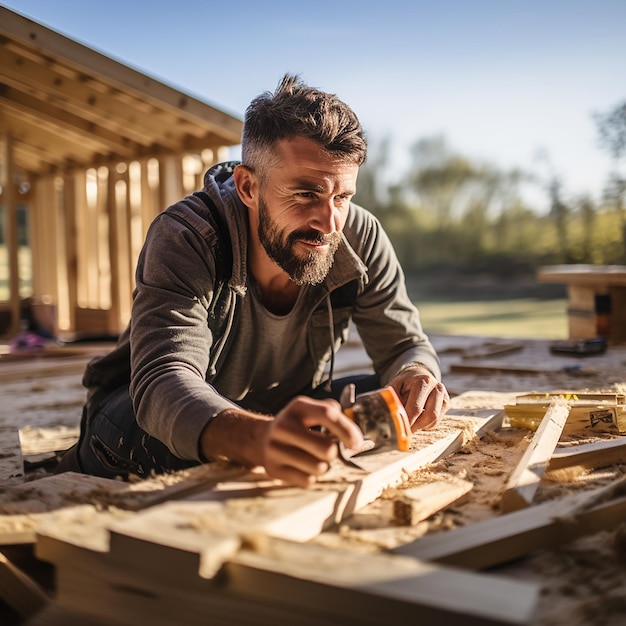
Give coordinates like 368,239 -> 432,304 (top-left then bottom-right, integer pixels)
262,396 -> 364,487
201,397 -> 363,488
389,365 -> 450,431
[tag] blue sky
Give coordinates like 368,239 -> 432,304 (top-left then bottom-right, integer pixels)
4,0 -> 626,210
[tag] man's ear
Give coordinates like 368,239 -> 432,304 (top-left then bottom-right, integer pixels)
233,164 -> 258,207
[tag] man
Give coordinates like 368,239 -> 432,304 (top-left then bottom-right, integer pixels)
58,74 -> 449,487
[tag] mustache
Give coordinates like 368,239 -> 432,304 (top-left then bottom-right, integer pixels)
287,229 -> 339,246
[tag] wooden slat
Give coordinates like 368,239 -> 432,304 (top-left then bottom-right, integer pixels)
500,402 -> 570,512
548,437 -> 626,472
224,537 -> 538,626
393,490 -> 626,569
0,357 -> 89,383
0,550 -> 49,619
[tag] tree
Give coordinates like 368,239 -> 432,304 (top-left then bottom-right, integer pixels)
548,177 -> 572,262
594,100 -> 626,260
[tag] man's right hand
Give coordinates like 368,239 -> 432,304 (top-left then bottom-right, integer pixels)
200,396 -> 364,488
261,396 -> 364,487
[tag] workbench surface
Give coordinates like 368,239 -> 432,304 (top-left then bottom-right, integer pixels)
1,334 -> 625,625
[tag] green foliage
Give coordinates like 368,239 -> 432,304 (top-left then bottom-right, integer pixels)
354,132 -> 626,274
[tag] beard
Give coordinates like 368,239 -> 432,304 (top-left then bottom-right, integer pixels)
258,196 -> 341,286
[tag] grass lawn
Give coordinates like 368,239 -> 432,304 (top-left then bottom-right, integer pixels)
416,297 -> 569,339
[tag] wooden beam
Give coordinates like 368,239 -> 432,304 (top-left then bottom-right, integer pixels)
500,402 -> 570,512
0,85 -> 138,159
393,490 -> 626,570
547,437 -> 626,472
0,46 -> 182,151
1,129 -> 21,337
36,509 -> 538,626
224,536 -> 538,626
0,10 -> 243,142
0,550 -> 49,619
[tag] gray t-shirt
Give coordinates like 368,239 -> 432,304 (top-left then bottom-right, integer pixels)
210,280 -> 315,414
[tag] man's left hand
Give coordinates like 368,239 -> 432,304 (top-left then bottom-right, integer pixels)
389,365 -> 450,431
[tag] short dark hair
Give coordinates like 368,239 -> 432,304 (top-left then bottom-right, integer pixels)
241,74 -> 367,177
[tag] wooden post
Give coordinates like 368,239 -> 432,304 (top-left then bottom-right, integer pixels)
1,129 -> 21,336
61,173 -> 78,333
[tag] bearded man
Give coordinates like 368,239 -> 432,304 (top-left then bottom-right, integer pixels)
57,74 -> 449,487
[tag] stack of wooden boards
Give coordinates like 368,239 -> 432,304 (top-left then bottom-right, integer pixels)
1,408 -> 546,626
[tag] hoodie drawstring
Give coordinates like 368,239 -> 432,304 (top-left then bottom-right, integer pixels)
324,294 -> 335,393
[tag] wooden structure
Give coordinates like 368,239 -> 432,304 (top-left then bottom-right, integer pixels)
1,335 -> 626,624
538,264 -> 626,344
0,7 -> 243,338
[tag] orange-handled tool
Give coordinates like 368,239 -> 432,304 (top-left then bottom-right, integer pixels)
343,386 -> 411,452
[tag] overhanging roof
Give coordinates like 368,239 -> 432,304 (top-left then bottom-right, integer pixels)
0,7 -> 243,178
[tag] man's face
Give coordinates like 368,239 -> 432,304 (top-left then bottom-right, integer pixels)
255,136 -> 359,285
257,194 -> 341,285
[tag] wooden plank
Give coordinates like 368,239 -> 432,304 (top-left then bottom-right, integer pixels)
5,407 -> 498,547
461,341 -> 524,359
548,437 -> 626,472
392,477 -> 473,526
500,402 -> 570,512
0,464 -> 248,545
104,408 -> 504,546
450,362 -> 553,375
23,602 -> 119,626
224,536 -> 538,626
35,509 -> 538,626
0,427 -> 24,487
0,550 -> 49,619
538,264 -> 626,287
0,473 -> 130,545
0,356 -> 88,383
393,490 -> 626,570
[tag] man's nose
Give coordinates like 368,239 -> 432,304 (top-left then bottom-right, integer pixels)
312,198 -> 339,234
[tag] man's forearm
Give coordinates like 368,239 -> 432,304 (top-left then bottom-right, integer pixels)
199,408 -> 272,468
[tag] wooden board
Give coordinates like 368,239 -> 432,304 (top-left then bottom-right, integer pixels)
0,550 -> 49,619
393,490 -> 626,569
35,509 -> 538,626
0,356 -> 90,383
547,437 -> 626,472
392,477 -> 473,526
500,402 -> 570,512
109,408 -> 504,544
2,409 -> 501,548
0,463 -> 248,545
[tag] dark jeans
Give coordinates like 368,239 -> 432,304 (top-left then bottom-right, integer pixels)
57,374 -> 380,481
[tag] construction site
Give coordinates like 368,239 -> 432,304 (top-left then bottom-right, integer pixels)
1,7 -> 626,626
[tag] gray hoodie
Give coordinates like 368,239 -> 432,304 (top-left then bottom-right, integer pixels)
84,162 -> 441,462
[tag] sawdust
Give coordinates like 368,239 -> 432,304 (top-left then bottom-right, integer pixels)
313,386 -> 626,625
2,339 -> 626,625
